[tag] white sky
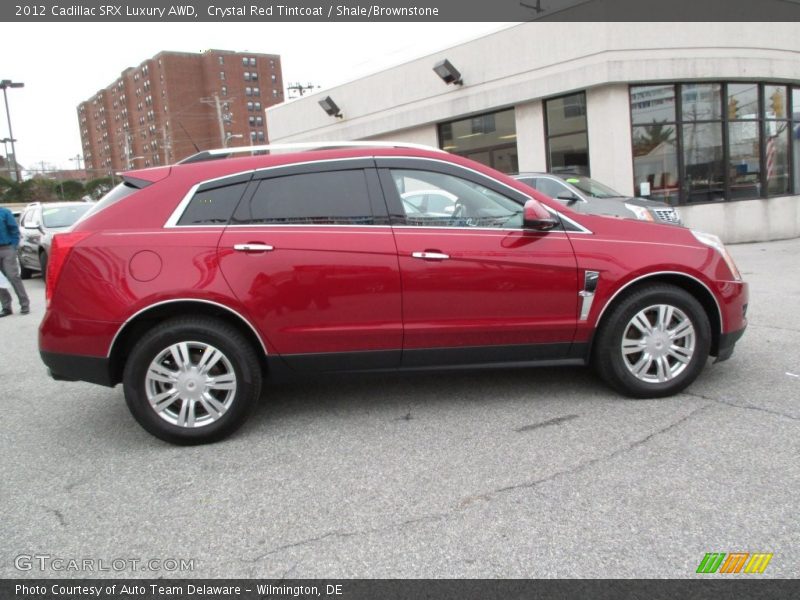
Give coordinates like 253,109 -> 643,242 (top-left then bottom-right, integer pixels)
2,22 -> 516,171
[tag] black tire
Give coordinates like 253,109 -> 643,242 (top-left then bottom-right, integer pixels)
39,251 -> 48,281
18,257 -> 33,280
593,284 -> 711,398
122,316 -> 263,445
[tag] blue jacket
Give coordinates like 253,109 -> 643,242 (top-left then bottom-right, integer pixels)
0,207 -> 20,246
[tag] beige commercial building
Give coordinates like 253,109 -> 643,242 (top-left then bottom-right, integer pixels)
266,23 -> 800,243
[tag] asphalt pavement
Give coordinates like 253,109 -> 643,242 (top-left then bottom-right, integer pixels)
1,238 -> 798,578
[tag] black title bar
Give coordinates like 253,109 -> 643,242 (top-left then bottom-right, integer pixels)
3,0 -> 800,22
4,579 -> 800,600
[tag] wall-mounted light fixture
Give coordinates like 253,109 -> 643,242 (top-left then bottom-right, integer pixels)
433,59 -> 463,86
318,96 -> 343,119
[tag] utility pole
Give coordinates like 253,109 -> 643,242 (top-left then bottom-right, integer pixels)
0,79 -> 24,182
123,127 -> 132,170
162,126 -> 171,164
0,137 -> 14,179
201,94 -> 229,147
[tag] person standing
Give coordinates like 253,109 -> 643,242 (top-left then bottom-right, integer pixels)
0,206 -> 29,316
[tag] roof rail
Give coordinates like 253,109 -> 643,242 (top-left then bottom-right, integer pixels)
177,141 -> 446,165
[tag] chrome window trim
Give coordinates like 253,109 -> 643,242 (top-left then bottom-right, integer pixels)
378,157 -> 594,235
164,157 -> 374,228
379,155 -> 533,199
107,298 -> 268,358
551,210 -> 592,234
593,270 -> 724,334
179,140 -> 446,162
163,155 -> 593,235
164,170 -> 255,228
251,155 -> 375,178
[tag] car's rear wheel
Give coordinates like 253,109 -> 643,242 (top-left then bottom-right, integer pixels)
123,317 -> 262,444
593,284 -> 711,398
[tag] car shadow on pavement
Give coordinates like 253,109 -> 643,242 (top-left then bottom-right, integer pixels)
243,365 -> 610,432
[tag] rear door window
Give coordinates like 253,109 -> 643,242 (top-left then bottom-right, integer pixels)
232,170 -> 374,225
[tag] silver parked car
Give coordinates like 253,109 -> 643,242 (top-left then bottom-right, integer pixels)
17,202 -> 93,279
513,172 -> 682,226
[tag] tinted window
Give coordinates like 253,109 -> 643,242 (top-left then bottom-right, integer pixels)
391,169 -> 522,228
42,205 -> 92,228
178,182 -> 247,226
233,170 -> 373,225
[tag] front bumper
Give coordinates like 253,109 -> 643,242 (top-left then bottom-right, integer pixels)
40,351 -> 115,387
714,327 -> 747,363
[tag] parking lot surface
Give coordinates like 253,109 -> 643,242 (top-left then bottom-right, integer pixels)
1,238 -> 798,578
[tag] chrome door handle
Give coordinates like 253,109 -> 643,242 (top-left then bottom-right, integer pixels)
412,251 -> 449,260
233,243 -> 274,252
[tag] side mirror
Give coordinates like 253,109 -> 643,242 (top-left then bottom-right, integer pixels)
556,192 -> 580,205
523,199 -> 558,231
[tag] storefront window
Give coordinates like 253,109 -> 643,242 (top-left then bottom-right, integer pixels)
631,84 -> 676,124
728,83 -> 759,119
793,88 -> 800,194
764,123 -> 790,195
631,82 -> 798,204
632,124 -> 679,204
545,92 -> 589,175
728,121 -> 761,200
438,108 -> 518,173
683,122 -> 725,203
631,85 -> 679,202
765,85 -> 787,119
681,83 -> 722,121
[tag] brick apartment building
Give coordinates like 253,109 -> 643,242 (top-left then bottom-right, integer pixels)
78,50 -> 283,172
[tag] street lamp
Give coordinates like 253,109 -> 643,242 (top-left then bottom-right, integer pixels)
1,137 -> 16,179
127,155 -> 145,169
224,133 -> 243,147
318,96 -> 343,119
0,80 -> 24,182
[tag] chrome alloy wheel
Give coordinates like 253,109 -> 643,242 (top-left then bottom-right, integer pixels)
144,342 -> 237,428
620,304 -> 696,384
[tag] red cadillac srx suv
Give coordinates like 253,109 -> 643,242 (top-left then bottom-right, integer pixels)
39,143 -> 748,444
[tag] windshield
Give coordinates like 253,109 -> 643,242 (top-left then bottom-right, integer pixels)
42,205 -> 93,228
558,175 -> 624,199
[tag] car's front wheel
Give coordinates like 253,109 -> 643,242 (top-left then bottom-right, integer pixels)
123,317 -> 263,444
593,284 -> 711,398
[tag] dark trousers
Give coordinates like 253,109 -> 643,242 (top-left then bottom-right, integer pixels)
0,245 -> 30,311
